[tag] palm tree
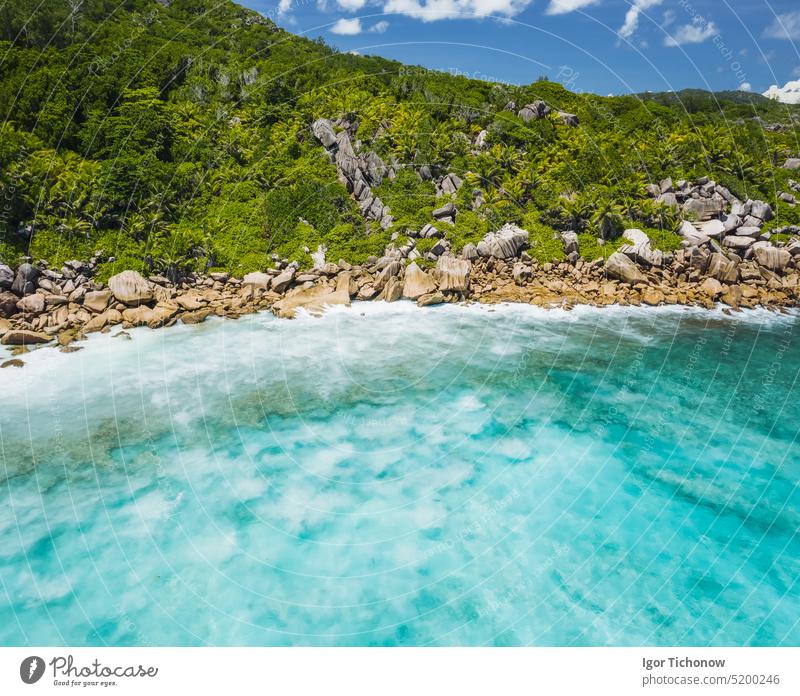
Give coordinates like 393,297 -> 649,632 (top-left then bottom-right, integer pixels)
633,198 -> 680,231
123,201 -> 170,242
590,195 -> 625,239
559,194 -> 590,231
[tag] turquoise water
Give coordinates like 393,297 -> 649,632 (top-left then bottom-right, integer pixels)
0,302 -> 798,646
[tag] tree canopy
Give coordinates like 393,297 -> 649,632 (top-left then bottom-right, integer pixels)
1,0 -> 799,277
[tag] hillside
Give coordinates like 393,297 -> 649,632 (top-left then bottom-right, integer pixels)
636,88 -> 776,108
1,0 -> 800,281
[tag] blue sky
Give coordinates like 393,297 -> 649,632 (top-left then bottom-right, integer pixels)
242,0 -> 800,96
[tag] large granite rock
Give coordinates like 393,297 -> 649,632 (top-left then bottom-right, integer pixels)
557,111 -> 579,127
700,277 -> 723,298
272,273 -> 352,319
753,244 -> 791,273
1,329 -> 52,345
380,276 -> 403,302
11,263 -> 38,296
560,231 -> 579,256
311,118 -> 337,149
721,213 -> 742,233
677,220 -> 710,246
419,224 -> 442,239
439,173 -> 463,196
374,260 -> 403,292
270,267 -> 296,293
16,293 -> 45,314
512,262 -> 532,285
620,242 -> 663,268
622,229 -> 649,246
108,270 -> 153,305
462,243 -> 478,261
707,253 -> 739,283
0,264 -> 13,290
242,271 -> 272,289
518,101 -> 549,122
121,305 -> 155,326
683,197 -> 724,221
432,201 -> 456,224
435,256 -> 470,293
0,291 -> 18,317
700,219 -> 725,239
619,229 -> 662,267
83,289 -> 112,313
604,251 -> 646,284
722,235 -> 756,250
402,262 -> 437,300
364,151 -> 388,186
416,292 -> 445,307
476,224 -> 529,259
657,192 -> 679,208
750,200 -> 774,221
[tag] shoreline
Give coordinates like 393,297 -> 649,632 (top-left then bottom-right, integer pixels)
2,282 -> 797,370
2,239 -> 800,366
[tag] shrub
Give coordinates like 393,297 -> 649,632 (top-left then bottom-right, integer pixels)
577,233 -> 626,261
640,226 -> 683,252
446,211 -> 489,251
521,214 -> 565,263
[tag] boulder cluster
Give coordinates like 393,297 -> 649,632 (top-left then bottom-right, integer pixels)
516,100 -> 579,127
311,118 -> 467,229
0,256 -> 264,350
0,248 -> 473,355
645,175 -> 796,248
312,118 -> 395,229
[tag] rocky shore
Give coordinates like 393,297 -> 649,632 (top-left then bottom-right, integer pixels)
4,110 -> 800,365
1,208 -> 800,367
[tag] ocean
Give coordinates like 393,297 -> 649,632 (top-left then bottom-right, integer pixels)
1,302 -> 798,646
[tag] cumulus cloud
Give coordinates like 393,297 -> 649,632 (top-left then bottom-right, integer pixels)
330,17 -> 363,34
618,0 -> 663,40
546,0 -> 601,14
370,20 -> 391,32
337,0 -> 368,9
739,82 -> 751,92
763,80 -> 800,104
383,0 -> 534,22
664,19 -> 717,47
764,11 -> 800,40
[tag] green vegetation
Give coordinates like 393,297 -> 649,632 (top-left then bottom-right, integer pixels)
1,0 -> 799,277
521,214 -> 566,264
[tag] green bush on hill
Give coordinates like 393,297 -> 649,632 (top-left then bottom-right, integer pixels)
0,0 -> 798,277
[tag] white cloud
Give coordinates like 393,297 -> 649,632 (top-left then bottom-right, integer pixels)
763,80 -> 800,104
369,20 -> 390,32
764,11 -> 800,40
618,0 -> 662,40
330,17 -> 363,34
278,0 -> 293,15
739,82 -> 751,92
664,19 -> 717,47
383,0 -> 534,22
793,66 -> 800,78
337,0 -> 368,10
546,0 -> 600,15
